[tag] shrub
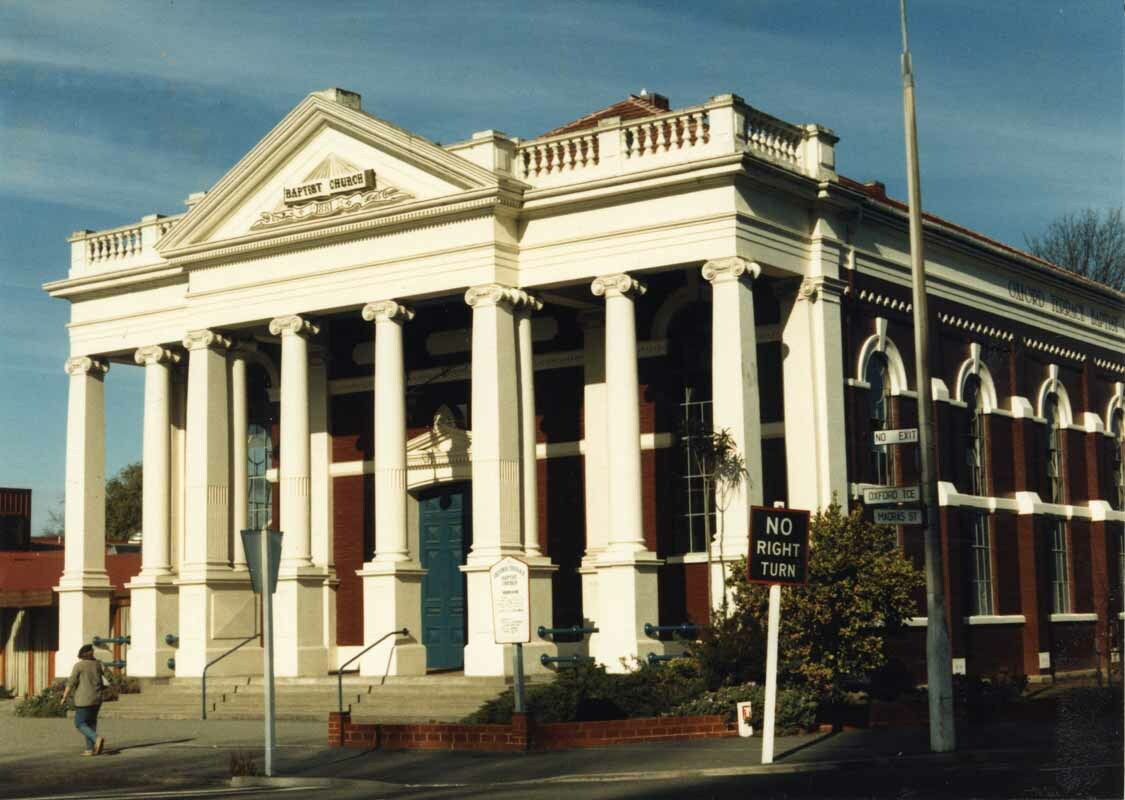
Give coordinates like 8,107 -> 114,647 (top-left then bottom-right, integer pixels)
102,670 -> 141,702
0,685 -> 14,700
463,659 -> 705,724
953,673 -> 1028,708
690,610 -> 764,690
15,681 -> 68,717
707,503 -> 923,702
668,682 -> 819,734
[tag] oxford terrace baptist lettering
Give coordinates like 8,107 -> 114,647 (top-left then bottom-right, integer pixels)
1007,279 -> 1123,333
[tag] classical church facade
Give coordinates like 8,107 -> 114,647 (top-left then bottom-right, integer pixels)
46,88 -> 1125,682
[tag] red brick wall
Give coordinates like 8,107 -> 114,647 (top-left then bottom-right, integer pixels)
333,474 -> 371,646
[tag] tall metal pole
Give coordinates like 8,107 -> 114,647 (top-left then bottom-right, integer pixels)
899,0 -> 955,753
261,531 -> 276,776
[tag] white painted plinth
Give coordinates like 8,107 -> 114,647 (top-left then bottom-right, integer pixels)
592,555 -> 666,672
462,564 -> 557,676
357,562 -> 427,677
173,575 -> 262,677
273,571 -> 328,676
55,587 -> 112,677
124,576 -> 178,676
578,563 -> 601,656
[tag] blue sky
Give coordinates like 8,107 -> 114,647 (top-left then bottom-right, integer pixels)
1,1 -> 1121,534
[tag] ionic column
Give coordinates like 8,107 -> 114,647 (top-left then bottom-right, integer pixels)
309,349 -> 337,654
703,257 -> 765,608
514,291 -> 544,559
55,356 -> 111,678
357,300 -> 426,676
590,274 -> 664,671
268,314 -> 325,676
177,330 -> 256,678
230,348 -> 249,570
781,275 -> 850,511
126,345 -> 181,676
462,285 -> 531,677
579,310 -> 608,654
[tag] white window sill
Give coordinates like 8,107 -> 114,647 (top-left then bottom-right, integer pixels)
1049,613 -> 1098,623
965,614 -> 1026,625
663,552 -> 710,565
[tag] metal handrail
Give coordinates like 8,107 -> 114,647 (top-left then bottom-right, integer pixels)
202,633 -> 260,720
331,628 -> 409,715
643,622 -> 702,639
540,654 -> 594,667
537,625 -> 598,639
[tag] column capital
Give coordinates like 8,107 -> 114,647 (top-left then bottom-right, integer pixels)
182,329 -> 232,351
510,289 -> 543,317
591,274 -> 646,299
465,283 -> 518,309
362,300 -> 415,324
268,314 -> 320,338
64,355 -> 109,378
133,346 -> 181,367
796,275 -> 849,304
702,257 -> 761,285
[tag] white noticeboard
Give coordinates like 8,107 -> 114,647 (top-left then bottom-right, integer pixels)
737,701 -> 754,738
489,556 -> 531,644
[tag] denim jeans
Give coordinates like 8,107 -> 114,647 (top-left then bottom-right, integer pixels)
74,705 -> 100,751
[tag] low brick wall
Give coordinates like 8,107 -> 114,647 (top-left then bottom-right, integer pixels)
329,711 -> 734,752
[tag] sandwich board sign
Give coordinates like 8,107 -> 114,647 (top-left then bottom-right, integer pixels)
748,506 -> 810,586
489,556 -> 530,644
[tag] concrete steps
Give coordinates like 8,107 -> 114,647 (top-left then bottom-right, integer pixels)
99,674 -> 529,722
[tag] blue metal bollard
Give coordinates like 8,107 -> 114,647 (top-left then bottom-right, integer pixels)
166,657 -> 176,670
165,634 -> 179,647
643,622 -> 702,639
536,625 -> 598,639
539,654 -> 594,667
93,635 -> 131,647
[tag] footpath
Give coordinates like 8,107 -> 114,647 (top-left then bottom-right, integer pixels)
1,702 -> 1120,799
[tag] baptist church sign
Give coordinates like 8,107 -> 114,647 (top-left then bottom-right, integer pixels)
283,169 -> 376,204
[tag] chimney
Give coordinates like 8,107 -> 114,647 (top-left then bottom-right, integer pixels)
312,88 -> 362,111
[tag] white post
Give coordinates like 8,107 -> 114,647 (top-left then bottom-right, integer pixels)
55,356 -> 112,678
762,582 -> 781,764
357,300 -> 426,676
590,274 -> 664,671
703,257 -> 765,609
126,346 -> 180,676
230,349 -> 249,571
261,530 -> 276,778
269,314 -> 325,677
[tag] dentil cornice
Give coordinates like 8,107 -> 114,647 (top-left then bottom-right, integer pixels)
182,329 -> 232,352
64,356 -> 109,378
591,273 -> 646,299
133,346 -> 182,366
268,315 -> 320,337
702,256 -> 761,284
362,300 -> 415,325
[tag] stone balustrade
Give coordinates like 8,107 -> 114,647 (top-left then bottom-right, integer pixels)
68,213 -> 184,276
514,95 -> 834,188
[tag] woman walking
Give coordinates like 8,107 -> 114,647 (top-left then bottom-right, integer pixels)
61,644 -> 106,756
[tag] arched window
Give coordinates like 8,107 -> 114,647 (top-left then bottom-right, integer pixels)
963,375 -> 993,614
866,352 -> 893,485
247,423 -> 273,530
1044,393 -> 1070,613
1113,409 -> 1124,512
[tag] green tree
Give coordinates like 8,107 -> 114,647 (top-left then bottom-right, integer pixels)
105,462 -> 142,543
694,502 -> 923,700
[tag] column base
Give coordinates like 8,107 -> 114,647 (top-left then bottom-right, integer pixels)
591,551 -> 664,674
464,640 -> 558,678
124,574 -> 179,677
274,569 -> 329,677
173,571 -> 261,677
579,559 -> 601,657
461,560 -> 559,677
357,561 -> 427,678
54,582 -> 112,678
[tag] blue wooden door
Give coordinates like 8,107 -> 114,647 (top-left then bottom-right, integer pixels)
419,484 -> 470,670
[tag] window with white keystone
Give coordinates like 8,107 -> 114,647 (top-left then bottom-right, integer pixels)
1044,393 -> 1070,614
964,376 -> 994,615
866,352 -> 894,486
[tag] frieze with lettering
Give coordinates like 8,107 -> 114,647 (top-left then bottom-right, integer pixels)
1007,279 -> 1122,333
283,169 -> 375,205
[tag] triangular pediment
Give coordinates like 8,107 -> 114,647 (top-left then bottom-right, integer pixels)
157,90 -> 504,258
406,407 -> 472,465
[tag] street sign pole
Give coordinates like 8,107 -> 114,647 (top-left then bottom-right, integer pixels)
513,642 -> 526,714
761,581 -> 781,764
900,0 -> 955,753
260,530 -> 276,777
